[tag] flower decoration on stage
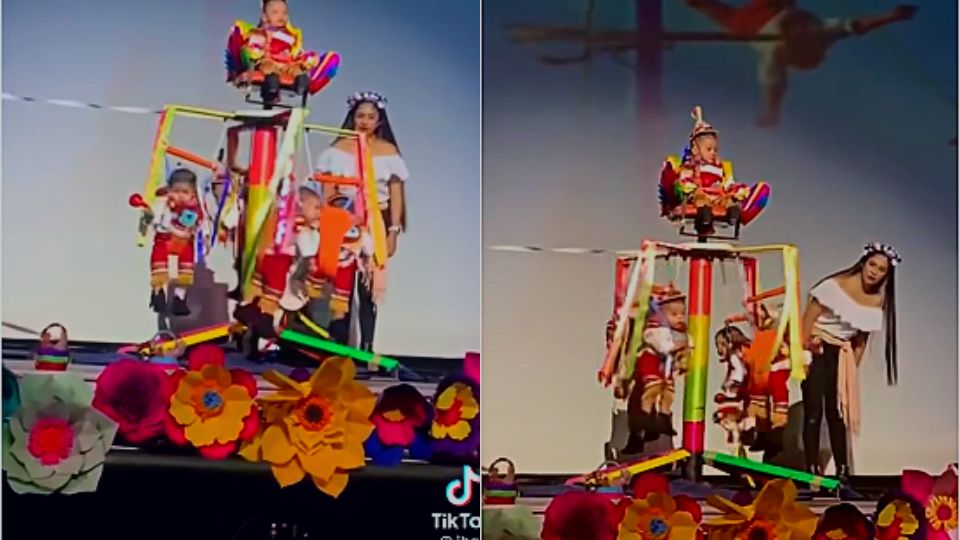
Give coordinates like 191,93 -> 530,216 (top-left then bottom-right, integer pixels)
703,479 -> 818,540
812,503 -> 873,540
429,374 -> 480,462
2,372 -> 117,495
163,344 -> 259,459
347,90 -> 387,110
874,491 -> 925,540
618,491 -> 700,540
863,242 -> 902,266
542,490 -> 619,540
901,466 -> 958,540
92,359 -> 169,444
238,357 -> 375,497
3,366 -> 21,422
363,383 -> 431,466
483,505 -> 542,540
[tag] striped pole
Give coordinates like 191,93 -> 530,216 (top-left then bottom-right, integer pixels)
682,253 -> 712,480
243,126 -> 277,296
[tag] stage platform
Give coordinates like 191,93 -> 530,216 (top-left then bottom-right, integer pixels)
493,474 -> 899,521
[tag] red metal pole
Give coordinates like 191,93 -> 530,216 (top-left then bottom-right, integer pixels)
242,125 -> 278,297
683,253 -> 713,480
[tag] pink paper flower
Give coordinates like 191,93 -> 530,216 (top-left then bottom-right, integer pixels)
93,359 -> 169,444
542,491 -> 618,540
902,465 -> 958,540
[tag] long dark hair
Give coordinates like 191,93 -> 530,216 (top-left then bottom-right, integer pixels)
336,100 -> 400,152
815,253 -> 898,386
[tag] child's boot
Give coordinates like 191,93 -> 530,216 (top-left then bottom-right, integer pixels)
170,288 -> 190,317
150,288 -> 167,314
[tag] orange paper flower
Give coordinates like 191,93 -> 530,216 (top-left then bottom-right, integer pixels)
164,346 -> 258,459
239,358 -> 375,497
703,479 -> 818,540
619,492 -> 700,540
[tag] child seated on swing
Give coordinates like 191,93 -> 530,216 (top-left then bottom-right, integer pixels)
144,168 -> 204,317
226,0 -> 340,100
714,324 -> 750,452
624,285 -> 691,451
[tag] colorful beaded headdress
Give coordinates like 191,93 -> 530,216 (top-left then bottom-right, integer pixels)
347,91 -> 388,110
863,242 -> 902,266
689,105 -> 717,141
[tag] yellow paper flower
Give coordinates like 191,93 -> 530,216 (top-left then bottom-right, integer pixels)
703,480 -> 818,540
619,492 -> 699,540
239,358 -> 375,497
431,382 -> 479,441
927,496 -> 958,532
168,363 -> 254,447
877,500 -> 920,540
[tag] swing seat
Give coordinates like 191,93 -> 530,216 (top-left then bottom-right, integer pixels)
232,69 -> 308,109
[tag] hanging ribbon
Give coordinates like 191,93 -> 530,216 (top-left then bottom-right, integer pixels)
622,240 -> 659,380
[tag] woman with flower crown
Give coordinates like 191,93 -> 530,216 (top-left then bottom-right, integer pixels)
800,242 -> 900,488
315,91 -> 409,351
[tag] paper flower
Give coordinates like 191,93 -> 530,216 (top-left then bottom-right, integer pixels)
875,491 -> 925,540
542,490 -> 619,540
813,503 -> 873,540
483,505 -> 541,540
92,359 -> 169,444
902,466 -> 958,540
3,367 -> 20,421
703,479 -> 818,540
618,491 -> 700,540
2,373 -> 117,494
164,344 -> 259,459
238,357 -> 375,497
364,383 -> 431,466
430,374 -> 480,462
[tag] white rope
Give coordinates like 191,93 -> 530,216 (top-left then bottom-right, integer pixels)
3,92 -> 162,115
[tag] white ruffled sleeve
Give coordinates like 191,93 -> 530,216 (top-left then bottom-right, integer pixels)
316,147 -> 356,176
810,278 -> 883,333
377,155 -> 410,182
643,327 -> 675,356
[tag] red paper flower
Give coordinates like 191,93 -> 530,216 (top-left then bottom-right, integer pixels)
902,466 -> 958,540
163,344 -> 259,459
93,359 -> 169,444
372,384 -> 429,447
813,503 -> 872,540
27,417 -> 74,466
542,490 -> 619,540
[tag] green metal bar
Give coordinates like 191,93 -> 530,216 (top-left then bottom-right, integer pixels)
278,329 -> 400,371
703,451 -> 840,490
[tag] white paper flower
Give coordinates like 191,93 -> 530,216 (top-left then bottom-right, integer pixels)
2,373 -> 117,495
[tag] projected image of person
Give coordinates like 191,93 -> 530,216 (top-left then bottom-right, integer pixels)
800,243 -> 900,487
685,0 -> 917,127
316,91 -> 409,351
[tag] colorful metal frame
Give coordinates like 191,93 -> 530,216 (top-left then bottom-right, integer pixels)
600,240 -> 802,479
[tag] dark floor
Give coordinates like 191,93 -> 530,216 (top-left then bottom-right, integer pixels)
3,452 -> 480,540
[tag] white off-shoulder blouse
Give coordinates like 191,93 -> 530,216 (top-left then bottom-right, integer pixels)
809,278 -> 883,341
316,147 -> 410,209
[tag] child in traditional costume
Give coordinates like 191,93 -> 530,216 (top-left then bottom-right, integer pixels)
624,285 -> 691,450
659,107 -> 769,230
225,0 -> 340,100
146,168 -> 204,316
304,193 -> 368,332
713,324 -> 750,452
740,315 -> 791,459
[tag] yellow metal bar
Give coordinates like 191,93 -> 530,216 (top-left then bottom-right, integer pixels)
360,133 -> 388,266
166,104 -> 237,120
150,324 -> 233,354
303,123 -> 359,137
138,107 -> 177,246
595,449 -> 690,483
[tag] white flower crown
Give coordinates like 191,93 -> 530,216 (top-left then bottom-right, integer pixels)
347,91 -> 387,110
863,242 -> 902,266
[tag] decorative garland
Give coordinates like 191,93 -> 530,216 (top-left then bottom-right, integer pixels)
2,347 -> 481,498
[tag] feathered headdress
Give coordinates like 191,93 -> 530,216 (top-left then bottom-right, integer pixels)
347,91 -> 388,110
689,105 -> 717,141
863,242 -> 902,266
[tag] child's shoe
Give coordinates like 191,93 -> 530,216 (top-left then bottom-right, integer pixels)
150,289 -> 167,313
170,296 -> 190,317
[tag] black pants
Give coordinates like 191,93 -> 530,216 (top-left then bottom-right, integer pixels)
326,273 -> 376,350
801,343 -> 848,471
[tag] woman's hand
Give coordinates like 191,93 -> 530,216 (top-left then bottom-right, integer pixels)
387,231 -> 398,257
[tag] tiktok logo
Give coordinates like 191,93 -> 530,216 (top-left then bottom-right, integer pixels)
445,465 -> 481,507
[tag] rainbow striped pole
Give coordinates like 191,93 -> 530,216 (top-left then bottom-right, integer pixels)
242,125 -> 277,297
682,252 -> 712,481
